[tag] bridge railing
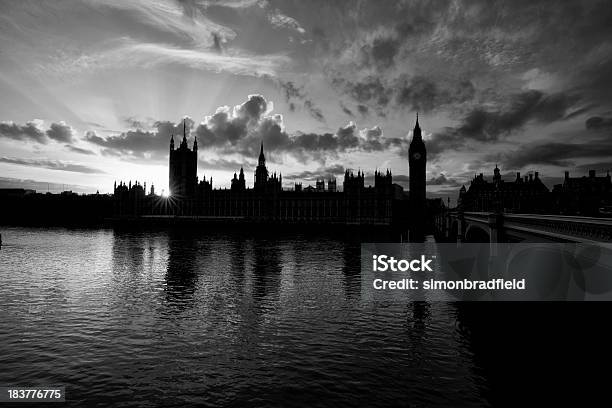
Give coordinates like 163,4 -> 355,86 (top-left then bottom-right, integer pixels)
502,213 -> 612,242
435,211 -> 612,242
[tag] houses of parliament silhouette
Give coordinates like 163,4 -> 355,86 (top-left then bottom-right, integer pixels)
113,116 -> 428,239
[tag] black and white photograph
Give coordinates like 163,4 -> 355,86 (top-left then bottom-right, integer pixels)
1,0 -> 612,406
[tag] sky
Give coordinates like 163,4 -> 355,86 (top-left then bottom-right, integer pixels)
1,0 -> 611,198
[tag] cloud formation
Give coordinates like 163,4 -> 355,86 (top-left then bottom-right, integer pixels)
194,95 -> 404,163
427,173 -> 461,186
279,80 -> 325,121
36,33 -> 289,79
424,90 -> 581,160
0,120 -> 76,144
84,95 -> 408,165
491,141 -> 612,169
66,145 -> 96,155
85,117 -> 197,159
46,121 -> 74,143
0,157 -> 105,174
2,0 -> 612,189
287,164 -> 346,181
0,120 -> 46,144
586,116 -> 612,130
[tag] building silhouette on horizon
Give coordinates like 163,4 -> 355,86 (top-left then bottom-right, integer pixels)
552,170 -> 612,216
4,116 -> 612,227
457,165 -> 612,216
458,165 -> 550,213
113,117 -> 429,229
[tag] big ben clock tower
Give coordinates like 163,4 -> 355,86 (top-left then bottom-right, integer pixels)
409,114 -> 427,241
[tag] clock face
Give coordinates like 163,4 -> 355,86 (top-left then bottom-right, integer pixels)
412,152 -> 421,160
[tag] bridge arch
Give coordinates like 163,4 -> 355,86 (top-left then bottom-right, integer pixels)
465,224 -> 490,243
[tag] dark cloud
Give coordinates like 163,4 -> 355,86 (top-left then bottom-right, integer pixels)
278,80 -> 325,122
195,95 -> 403,164
85,95 -> 404,165
86,117 -> 195,159
123,116 -> 151,129
335,76 -> 390,107
339,102 -> 354,116
46,121 -> 74,143
195,95 -> 270,151
490,139 -> 612,169
84,130 -> 104,145
427,173 -> 461,186
457,90 -> 577,141
586,116 -> 612,130
0,157 -> 105,174
412,131 -> 461,161
304,100 -> 324,121
65,145 -> 96,155
87,129 -> 163,158
335,74 -> 475,115
364,36 -> 400,68
396,76 -> 475,113
287,164 -> 345,181
0,121 -> 46,143
309,0 -> 612,133
396,77 -> 437,112
0,120 -> 78,144
424,90 -> 580,160
280,80 -> 301,100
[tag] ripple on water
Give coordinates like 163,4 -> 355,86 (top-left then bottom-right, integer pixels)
0,227 -> 488,407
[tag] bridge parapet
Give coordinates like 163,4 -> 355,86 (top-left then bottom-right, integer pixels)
503,214 -> 612,242
434,211 -> 612,242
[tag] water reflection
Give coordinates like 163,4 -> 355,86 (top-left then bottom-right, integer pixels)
164,231 -> 201,310
229,235 -> 247,295
342,241 -> 361,300
405,301 -> 432,367
250,238 -> 282,309
0,228 -> 494,406
111,231 -> 145,274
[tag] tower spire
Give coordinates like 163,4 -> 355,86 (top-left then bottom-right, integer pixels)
412,113 -> 422,141
258,140 -> 265,165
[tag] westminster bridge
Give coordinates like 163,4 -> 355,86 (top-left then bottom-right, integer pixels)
434,211 -> 612,243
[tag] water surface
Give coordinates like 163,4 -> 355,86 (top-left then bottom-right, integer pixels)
0,227 -> 488,407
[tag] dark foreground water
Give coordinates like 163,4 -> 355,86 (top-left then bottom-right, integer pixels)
1,227 -> 610,407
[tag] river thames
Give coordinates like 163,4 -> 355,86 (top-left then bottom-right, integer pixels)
0,227 -> 607,406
